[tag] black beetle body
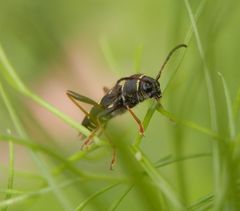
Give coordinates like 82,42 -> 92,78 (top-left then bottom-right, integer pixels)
82,74 -> 162,130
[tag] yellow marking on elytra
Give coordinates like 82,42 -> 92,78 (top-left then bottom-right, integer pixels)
120,82 -> 126,103
137,74 -> 145,91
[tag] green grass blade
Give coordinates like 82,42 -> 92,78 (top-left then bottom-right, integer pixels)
184,0 -> 206,44
133,101 -> 158,147
155,153 -> 211,168
157,105 -> 221,140
218,72 -> 236,139
0,134 -> 127,184
0,43 -> 102,143
109,186 -> 134,211
27,91 -> 100,141
0,134 -> 85,177
0,179 -> 81,209
183,2 -> 220,209
52,145 -> 100,176
163,0 -> 206,92
74,183 -> 120,211
0,84 -> 72,210
134,44 -> 144,73
184,0 -> 218,131
100,36 -> 119,75
188,194 -> 214,211
0,189 -> 24,195
131,146 -> 185,210
0,84 -> 26,137
2,135 -> 15,211
233,87 -> 240,118
0,165 -> 46,184
0,45 -> 28,93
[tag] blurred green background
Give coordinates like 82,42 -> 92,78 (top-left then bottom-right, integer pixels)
1,0 -> 240,210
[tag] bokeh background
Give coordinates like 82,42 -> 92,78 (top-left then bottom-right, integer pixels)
1,0 -> 240,210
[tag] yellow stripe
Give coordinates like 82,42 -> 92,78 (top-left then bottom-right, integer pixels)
137,74 -> 145,91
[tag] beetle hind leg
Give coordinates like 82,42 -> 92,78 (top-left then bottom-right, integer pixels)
80,128 -> 99,150
110,146 -> 117,170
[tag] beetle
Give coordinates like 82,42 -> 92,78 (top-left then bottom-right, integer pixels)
67,44 -> 187,169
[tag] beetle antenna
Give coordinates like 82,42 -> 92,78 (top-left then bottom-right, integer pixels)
155,44 -> 187,81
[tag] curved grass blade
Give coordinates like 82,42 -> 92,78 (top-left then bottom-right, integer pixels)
155,153 -> 211,168
74,183 -> 120,211
0,134 -> 85,177
218,72 -> 236,139
52,145 -> 100,176
100,36 -> 119,76
133,100 -> 158,147
109,186 -> 133,211
163,0 -> 206,93
0,189 -> 24,195
183,2 -> 220,208
0,165 -> 46,184
0,179 -> 81,209
130,146 -> 185,210
134,44 -> 144,74
157,105 -> 222,141
2,135 -> 15,211
184,0 -> 218,131
0,83 -> 72,210
233,87 -> 240,118
0,44 -> 102,144
188,194 -> 214,211
0,134 -> 127,184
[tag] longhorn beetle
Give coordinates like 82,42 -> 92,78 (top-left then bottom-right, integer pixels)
67,44 -> 187,169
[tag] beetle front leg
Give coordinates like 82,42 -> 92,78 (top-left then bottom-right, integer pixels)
126,106 -> 144,136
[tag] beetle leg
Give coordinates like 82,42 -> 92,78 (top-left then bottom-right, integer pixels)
126,106 -> 144,135
80,128 -> 99,150
67,91 -> 90,117
110,147 -> 117,170
96,108 -> 118,170
103,86 -> 110,94
67,90 -> 104,140
80,109 -> 110,150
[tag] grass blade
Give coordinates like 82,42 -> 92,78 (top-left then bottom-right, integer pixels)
157,105 -> 221,140
131,146 -> 185,210
74,183 -> 120,211
2,134 -> 15,211
233,87 -> 240,118
109,186 -> 134,211
218,72 -> 236,139
0,43 -> 102,143
100,36 -> 119,76
0,179 -> 81,209
183,0 -> 218,131
188,194 -> 214,211
134,44 -> 144,73
0,134 -> 85,177
0,84 -> 72,210
155,153 -> 211,168
183,1 -> 220,209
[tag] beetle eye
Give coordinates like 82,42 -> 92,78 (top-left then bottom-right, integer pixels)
143,82 -> 152,92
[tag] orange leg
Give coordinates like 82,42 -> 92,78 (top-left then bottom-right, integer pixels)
67,92 -> 90,117
103,86 -> 110,94
126,106 -> 144,135
80,111 -> 107,150
110,146 -> 117,170
80,128 -> 99,150
100,128 -> 117,170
